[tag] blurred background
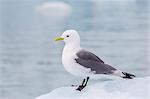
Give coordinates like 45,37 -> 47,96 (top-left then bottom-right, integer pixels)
0,0 -> 150,99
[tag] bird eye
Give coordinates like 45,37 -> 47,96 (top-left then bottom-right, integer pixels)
66,35 -> 69,37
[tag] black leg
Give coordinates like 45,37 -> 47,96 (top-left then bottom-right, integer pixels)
81,79 -> 86,86
71,79 -> 85,87
84,77 -> 89,86
76,77 -> 90,91
76,79 -> 86,91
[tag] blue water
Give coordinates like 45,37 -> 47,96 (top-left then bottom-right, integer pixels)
0,0 -> 150,99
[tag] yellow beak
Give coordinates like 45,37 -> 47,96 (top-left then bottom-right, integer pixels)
55,37 -> 64,41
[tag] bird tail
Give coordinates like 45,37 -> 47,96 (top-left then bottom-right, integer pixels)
113,70 -> 136,79
121,72 -> 136,79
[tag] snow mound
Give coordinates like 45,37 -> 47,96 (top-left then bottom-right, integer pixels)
36,77 -> 150,99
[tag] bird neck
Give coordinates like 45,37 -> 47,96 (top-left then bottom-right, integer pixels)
63,43 -> 81,53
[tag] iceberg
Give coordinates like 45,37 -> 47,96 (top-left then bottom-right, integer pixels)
35,1 -> 71,17
36,77 -> 150,99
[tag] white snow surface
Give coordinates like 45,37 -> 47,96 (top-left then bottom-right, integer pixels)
36,77 -> 150,99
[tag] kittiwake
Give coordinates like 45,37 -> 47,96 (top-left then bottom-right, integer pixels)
55,30 -> 136,91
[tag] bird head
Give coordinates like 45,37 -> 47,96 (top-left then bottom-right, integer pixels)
55,30 -> 80,45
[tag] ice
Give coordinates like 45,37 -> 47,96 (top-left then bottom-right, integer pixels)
35,1 -> 71,17
36,77 -> 150,99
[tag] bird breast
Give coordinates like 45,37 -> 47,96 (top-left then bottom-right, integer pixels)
62,45 -> 90,77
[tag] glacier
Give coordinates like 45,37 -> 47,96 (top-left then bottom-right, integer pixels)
36,77 -> 150,99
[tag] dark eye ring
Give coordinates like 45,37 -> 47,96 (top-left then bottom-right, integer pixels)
66,35 -> 69,37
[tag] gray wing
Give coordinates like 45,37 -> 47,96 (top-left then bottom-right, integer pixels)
76,49 -> 104,63
75,50 -> 116,74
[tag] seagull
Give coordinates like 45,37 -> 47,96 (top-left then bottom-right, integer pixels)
55,30 -> 135,91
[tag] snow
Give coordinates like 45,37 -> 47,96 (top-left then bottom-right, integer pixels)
36,77 -> 150,99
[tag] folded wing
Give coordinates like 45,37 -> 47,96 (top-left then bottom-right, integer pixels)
75,49 -> 116,74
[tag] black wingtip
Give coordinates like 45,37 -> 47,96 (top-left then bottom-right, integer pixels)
122,72 -> 136,79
